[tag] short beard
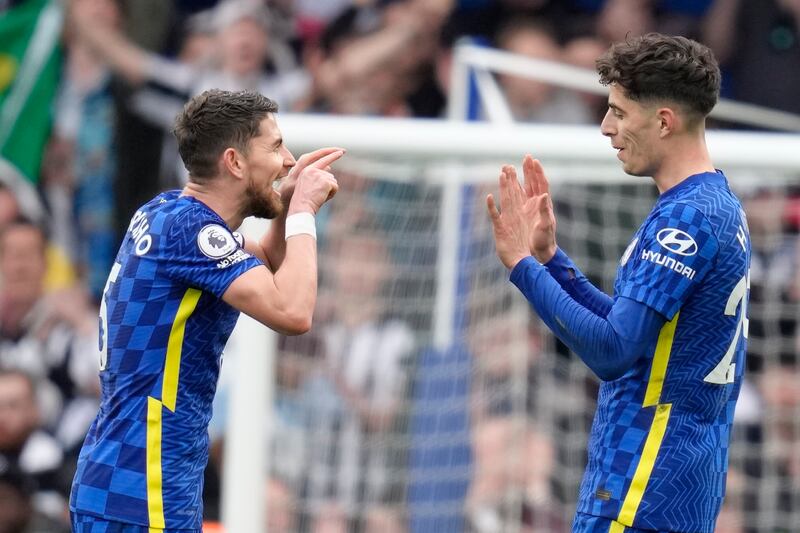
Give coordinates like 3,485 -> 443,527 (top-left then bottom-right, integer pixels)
242,178 -> 284,220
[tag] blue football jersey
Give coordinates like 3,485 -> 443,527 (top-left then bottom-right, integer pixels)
70,191 -> 263,529
576,172 -> 751,532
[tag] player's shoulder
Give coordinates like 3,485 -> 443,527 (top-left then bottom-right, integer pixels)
653,172 -> 743,230
163,196 -> 242,254
665,171 -> 742,218
132,190 -> 187,232
127,191 -> 241,258
649,171 -> 749,262
137,191 -> 223,236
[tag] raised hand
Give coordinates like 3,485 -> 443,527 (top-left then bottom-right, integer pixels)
522,155 -> 558,263
288,149 -> 344,215
279,147 -> 345,206
487,166 -> 536,270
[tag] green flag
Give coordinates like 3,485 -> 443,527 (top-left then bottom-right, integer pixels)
0,0 -> 62,184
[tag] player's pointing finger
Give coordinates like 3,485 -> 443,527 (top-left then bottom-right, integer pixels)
300,147 -> 345,165
310,150 -> 345,170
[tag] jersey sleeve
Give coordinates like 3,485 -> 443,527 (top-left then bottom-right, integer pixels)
617,202 -> 719,320
163,210 -> 264,298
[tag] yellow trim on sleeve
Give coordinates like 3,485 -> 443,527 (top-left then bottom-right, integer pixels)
162,288 -> 202,412
643,312 -> 679,407
146,397 -> 165,529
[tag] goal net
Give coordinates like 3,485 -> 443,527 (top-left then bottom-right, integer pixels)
225,116 -> 800,533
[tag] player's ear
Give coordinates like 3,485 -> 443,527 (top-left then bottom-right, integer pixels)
656,107 -> 677,138
221,147 -> 246,180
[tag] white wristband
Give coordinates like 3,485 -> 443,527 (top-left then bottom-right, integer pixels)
285,212 -> 316,240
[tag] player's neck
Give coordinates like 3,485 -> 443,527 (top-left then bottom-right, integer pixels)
653,134 -> 715,194
182,181 -> 243,229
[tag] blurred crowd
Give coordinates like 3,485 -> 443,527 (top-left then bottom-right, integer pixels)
1,0 -> 799,532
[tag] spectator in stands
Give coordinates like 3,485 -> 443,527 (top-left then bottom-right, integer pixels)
704,0 -> 800,115
714,467 -> 746,533
304,0 -> 451,116
741,189 -> 799,372
0,182 -> 75,292
758,360 -> 800,525
595,0 -> 655,43
0,370 -> 70,527
43,0 -> 119,302
595,0 -> 715,44
0,183 -> 20,230
272,335 -> 318,488
300,220 -> 414,531
69,0 -> 310,112
494,18 -> 593,123
563,35 -> 608,121
0,461 -> 68,533
266,476 -> 299,533
311,503 -> 347,533
130,8 -> 218,188
467,295 -> 565,532
0,220 -> 99,448
68,0 -> 311,193
363,505 -> 405,533
469,418 -> 563,532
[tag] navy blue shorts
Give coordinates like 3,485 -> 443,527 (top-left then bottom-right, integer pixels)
70,513 -> 201,533
572,512 -> 673,533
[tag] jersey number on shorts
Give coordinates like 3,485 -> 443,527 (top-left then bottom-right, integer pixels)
99,262 -> 122,371
704,271 -> 750,385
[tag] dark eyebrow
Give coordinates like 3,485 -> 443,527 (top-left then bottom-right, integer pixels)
608,102 -> 623,113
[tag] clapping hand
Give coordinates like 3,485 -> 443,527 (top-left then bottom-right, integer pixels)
487,156 -> 557,269
521,155 -> 557,263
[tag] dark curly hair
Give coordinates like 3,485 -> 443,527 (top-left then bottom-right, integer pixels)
596,33 -> 720,124
174,89 -> 278,181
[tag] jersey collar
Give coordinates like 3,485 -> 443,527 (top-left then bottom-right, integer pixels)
658,170 -> 728,202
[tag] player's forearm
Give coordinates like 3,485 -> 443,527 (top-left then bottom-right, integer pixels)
271,235 -> 318,332
258,216 -> 288,272
544,248 -> 614,317
511,258 -> 662,381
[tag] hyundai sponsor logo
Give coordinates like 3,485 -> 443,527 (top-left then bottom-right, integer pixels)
656,228 -> 698,256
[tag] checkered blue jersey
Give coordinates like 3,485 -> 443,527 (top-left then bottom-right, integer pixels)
576,171 -> 751,532
70,191 -> 263,529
